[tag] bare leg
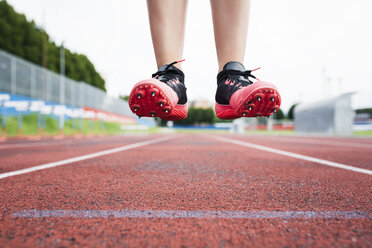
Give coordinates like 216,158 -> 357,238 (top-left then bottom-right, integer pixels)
210,0 -> 251,72
147,0 -> 188,69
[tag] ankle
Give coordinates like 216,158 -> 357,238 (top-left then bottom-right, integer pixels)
173,63 -> 182,70
157,60 -> 183,70
218,59 -> 245,72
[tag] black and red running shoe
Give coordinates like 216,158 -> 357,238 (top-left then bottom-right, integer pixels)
215,61 -> 281,119
129,60 -> 188,121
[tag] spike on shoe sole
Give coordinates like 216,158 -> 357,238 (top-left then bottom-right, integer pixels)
129,78 -> 188,121
215,80 -> 281,119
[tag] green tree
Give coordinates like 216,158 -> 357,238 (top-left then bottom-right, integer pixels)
200,108 -> 215,124
0,0 -> 106,91
272,108 -> 285,120
355,108 -> 372,116
287,103 -> 298,120
174,107 -> 216,126
119,95 -> 129,101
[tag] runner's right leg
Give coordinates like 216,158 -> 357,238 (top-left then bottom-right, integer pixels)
129,0 -> 189,120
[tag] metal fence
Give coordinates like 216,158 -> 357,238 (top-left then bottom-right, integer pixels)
0,49 -> 132,117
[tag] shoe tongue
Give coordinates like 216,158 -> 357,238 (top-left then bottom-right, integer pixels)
158,64 -> 176,72
223,61 -> 245,71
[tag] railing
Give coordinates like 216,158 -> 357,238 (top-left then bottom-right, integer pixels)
0,49 -> 132,117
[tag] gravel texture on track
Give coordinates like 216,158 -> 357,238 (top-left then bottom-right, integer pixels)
0,134 -> 371,247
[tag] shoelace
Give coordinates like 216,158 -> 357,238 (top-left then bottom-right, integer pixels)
152,59 -> 185,79
220,67 -> 261,87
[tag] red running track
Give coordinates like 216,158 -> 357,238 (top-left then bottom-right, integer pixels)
0,134 -> 371,247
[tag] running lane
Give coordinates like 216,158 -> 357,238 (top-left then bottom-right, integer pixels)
0,135 -> 162,173
0,134 -> 371,247
223,134 -> 372,169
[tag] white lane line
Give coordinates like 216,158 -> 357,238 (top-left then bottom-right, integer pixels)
0,140 -> 68,150
213,136 -> 372,176
12,209 -> 371,219
0,136 -> 131,150
0,136 -> 173,180
0,140 -> 95,150
256,136 -> 372,149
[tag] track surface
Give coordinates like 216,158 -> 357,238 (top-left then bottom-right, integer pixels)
0,134 -> 371,247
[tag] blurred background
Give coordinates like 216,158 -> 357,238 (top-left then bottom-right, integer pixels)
0,0 -> 371,138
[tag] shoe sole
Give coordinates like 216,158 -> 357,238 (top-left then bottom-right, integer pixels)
215,80 -> 281,119
129,78 -> 188,121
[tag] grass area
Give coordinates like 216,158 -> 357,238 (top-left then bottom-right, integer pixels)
173,128 -> 229,134
245,130 -> 295,136
2,114 -> 371,137
353,130 -> 372,136
245,129 -> 372,137
0,114 -> 123,137
120,126 -> 160,134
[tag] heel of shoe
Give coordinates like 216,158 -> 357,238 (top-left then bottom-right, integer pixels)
215,103 -> 239,120
162,104 -> 188,121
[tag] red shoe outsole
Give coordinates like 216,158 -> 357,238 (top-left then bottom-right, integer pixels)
215,80 -> 281,119
129,79 -> 188,121
214,104 -> 240,120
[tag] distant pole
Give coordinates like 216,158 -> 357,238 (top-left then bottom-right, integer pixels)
100,119 -> 104,134
79,116 -> 83,134
43,113 -> 47,135
1,102 -> 6,138
58,112 -> 64,136
42,7 -> 47,69
322,67 -> 326,99
60,42 -> 65,103
90,118 -> 94,133
17,112 -> 22,137
41,8 -> 48,103
42,30 -> 48,69
10,57 -> 16,94
37,111 -> 42,136
59,43 -> 65,135
42,29 -> 48,101
338,78 -> 343,95
327,77 -> 332,97
71,115 -> 76,134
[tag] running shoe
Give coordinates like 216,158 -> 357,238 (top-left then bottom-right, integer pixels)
215,61 -> 281,119
128,60 -> 188,121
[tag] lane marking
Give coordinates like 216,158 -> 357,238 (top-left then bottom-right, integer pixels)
0,136 -> 173,180
12,209 -> 371,219
0,140 -> 70,150
0,136 -> 134,150
253,136 -> 372,149
213,136 -> 372,176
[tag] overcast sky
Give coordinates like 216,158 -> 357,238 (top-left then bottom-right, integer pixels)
6,0 -> 372,111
